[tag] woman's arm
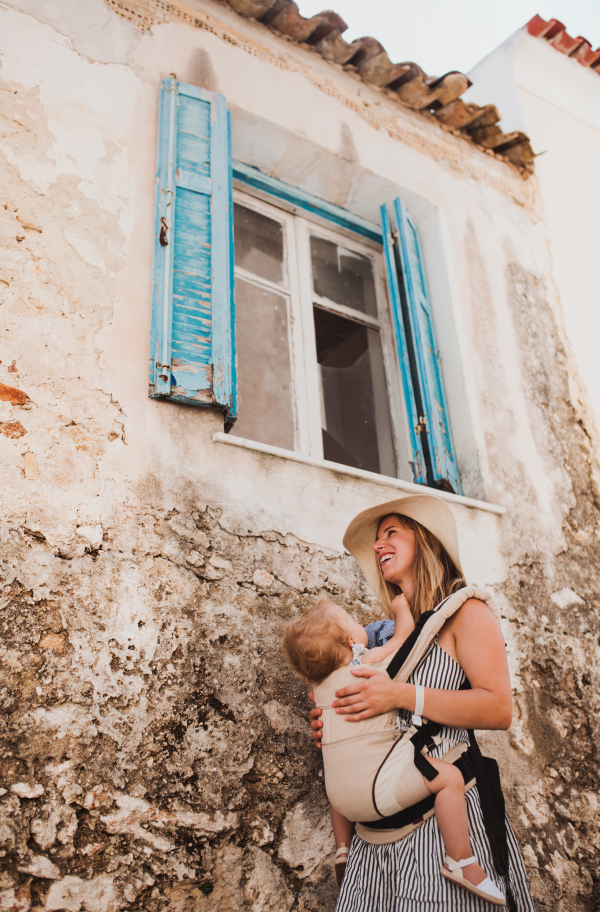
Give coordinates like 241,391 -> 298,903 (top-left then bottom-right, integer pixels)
332,600 -> 512,731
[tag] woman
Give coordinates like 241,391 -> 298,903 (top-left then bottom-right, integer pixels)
309,494 -> 534,911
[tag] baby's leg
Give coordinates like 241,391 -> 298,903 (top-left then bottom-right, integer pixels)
423,757 -> 487,887
330,805 -> 353,888
330,804 -> 354,849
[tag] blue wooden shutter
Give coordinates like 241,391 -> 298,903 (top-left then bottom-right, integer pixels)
150,78 -> 236,420
393,198 -> 462,494
381,203 -> 426,485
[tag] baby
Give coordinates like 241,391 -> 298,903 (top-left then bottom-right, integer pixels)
282,597 -> 505,906
282,594 -> 416,883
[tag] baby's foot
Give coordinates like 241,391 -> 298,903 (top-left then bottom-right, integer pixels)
444,859 -> 487,887
441,856 -> 506,905
333,844 -> 349,889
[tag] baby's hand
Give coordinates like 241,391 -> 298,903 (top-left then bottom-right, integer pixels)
390,594 -> 415,640
390,593 -> 412,621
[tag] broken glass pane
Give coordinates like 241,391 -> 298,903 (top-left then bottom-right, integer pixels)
314,306 -> 395,476
310,235 -> 377,317
233,278 -> 295,451
234,204 -> 284,285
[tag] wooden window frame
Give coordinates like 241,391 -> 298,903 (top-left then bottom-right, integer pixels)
232,188 -> 413,479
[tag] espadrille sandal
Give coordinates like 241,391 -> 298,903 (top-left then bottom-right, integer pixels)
440,855 -> 506,906
333,844 -> 349,888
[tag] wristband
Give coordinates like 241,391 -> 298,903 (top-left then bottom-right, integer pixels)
412,683 -> 425,727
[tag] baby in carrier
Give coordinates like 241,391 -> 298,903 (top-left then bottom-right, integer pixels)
282,595 -> 505,906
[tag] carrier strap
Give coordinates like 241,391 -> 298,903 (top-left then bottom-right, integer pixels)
362,737 -> 516,912
459,679 -> 517,912
381,609 -> 517,912
362,749 -> 474,830
384,607 -> 438,680
409,721 -> 441,782
383,587 -> 500,685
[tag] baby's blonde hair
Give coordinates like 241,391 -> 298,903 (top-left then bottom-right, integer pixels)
282,597 -> 349,685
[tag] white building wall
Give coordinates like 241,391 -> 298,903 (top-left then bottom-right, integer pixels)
467,30 -> 600,461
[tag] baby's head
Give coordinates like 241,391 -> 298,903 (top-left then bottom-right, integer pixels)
282,597 -> 368,684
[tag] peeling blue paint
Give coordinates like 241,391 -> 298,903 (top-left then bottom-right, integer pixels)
150,79 -> 235,417
233,160 -> 382,245
381,203 -> 426,485
394,198 -> 462,494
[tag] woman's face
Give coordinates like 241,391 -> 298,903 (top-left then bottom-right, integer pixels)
373,514 -> 416,584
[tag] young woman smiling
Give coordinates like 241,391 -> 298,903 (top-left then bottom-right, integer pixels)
309,495 -> 535,912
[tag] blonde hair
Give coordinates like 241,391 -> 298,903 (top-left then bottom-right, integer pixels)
378,514 -> 465,623
282,597 -> 349,685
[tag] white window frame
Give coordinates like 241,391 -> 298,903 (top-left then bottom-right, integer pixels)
233,188 -> 413,479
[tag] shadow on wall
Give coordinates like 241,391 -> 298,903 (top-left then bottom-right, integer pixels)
185,48 -> 220,93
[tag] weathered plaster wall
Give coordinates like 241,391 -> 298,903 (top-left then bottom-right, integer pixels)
467,30 -> 600,470
1,1 -> 600,910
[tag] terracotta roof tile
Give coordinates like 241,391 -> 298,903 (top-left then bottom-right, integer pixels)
225,0 -> 535,169
525,14 -> 600,71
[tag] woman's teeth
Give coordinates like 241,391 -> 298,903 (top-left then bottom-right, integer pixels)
380,555 -> 392,564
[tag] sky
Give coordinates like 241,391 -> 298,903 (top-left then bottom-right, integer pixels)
296,0 -> 600,77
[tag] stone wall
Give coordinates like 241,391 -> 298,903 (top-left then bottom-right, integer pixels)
0,502 -> 378,912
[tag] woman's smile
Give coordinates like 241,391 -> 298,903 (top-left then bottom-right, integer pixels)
379,551 -> 395,575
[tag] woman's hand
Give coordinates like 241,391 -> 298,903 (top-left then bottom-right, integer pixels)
308,692 -> 323,749
333,667 -> 411,721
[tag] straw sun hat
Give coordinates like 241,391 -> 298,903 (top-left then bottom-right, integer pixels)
342,494 -> 464,611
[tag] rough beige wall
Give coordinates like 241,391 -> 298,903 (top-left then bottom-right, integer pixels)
1,2 -> 600,912
463,253 -> 600,910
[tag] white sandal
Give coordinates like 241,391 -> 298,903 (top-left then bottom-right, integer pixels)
440,855 -> 506,906
333,843 -> 349,888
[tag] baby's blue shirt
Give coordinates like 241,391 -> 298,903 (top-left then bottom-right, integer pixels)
365,619 -> 396,649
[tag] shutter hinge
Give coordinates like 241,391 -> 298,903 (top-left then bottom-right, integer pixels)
391,230 -> 399,246
156,362 -> 172,384
415,416 -> 428,434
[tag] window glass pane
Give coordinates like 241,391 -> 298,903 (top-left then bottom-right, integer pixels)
234,278 -> 294,451
310,236 -> 377,317
314,306 -> 395,477
234,204 -> 284,285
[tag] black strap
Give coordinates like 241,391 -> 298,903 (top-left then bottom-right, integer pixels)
385,593 -> 454,682
380,599 -> 517,909
385,609 -> 435,680
458,679 -> 516,911
362,751 -> 474,831
371,660 -> 516,908
410,721 -> 441,782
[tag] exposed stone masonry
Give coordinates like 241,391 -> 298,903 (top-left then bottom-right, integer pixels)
0,505 -> 377,912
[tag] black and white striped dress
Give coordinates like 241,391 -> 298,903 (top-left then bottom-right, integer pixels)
336,642 -> 535,912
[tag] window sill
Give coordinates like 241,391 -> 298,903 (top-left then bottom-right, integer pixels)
213,433 -> 506,516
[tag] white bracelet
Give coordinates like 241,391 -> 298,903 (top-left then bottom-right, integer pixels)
412,684 -> 425,727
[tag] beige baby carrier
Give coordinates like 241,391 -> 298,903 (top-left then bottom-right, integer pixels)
313,587 -> 500,824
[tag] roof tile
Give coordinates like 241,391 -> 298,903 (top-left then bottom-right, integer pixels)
526,14 -> 600,72
223,0 -> 535,169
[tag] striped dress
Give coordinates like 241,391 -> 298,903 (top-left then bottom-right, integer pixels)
336,641 -> 535,912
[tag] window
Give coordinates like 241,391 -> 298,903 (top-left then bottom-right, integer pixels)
232,193 -> 399,478
150,78 -> 462,495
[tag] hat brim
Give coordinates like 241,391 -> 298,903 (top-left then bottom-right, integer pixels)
342,494 -> 464,611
